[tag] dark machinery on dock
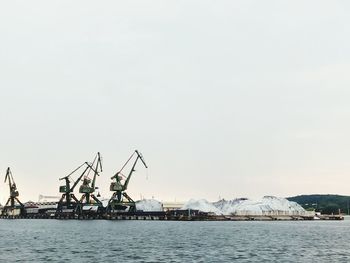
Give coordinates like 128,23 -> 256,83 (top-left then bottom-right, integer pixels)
2,167 -> 25,217
107,150 -> 147,213
77,152 -> 104,217
56,154 -> 101,218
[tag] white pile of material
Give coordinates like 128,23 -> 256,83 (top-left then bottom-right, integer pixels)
136,199 -> 163,212
181,199 -> 222,215
182,196 -> 306,216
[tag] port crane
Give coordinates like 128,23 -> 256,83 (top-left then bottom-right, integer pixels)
78,152 -> 103,214
56,153 -> 101,217
2,167 -> 24,216
107,150 -> 147,212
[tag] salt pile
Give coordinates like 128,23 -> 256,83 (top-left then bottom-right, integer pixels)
136,199 -> 163,212
182,196 -> 306,216
182,199 -> 222,215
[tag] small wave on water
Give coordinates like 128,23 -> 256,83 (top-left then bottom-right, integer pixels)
0,219 -> 350,262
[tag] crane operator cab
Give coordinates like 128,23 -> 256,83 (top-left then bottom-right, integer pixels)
110,172 -> 124,191
79,177 -> 94,194
10,184 -> 19,198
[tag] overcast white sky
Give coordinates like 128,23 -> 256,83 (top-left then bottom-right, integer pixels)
1,1 -> 350,202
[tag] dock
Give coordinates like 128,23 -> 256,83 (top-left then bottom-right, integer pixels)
0,208 -> 344,221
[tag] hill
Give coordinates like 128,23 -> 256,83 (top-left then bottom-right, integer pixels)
287,194 -> 350,215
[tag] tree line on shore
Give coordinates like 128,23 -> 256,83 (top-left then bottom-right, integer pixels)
287,194 -> 350,215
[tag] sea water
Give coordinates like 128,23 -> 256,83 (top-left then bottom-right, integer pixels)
0,219 -> 349,262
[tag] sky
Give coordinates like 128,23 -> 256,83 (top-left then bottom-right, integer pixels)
1,1 -> 350,203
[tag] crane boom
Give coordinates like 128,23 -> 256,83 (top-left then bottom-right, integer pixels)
59,162 -> 86,181
136,150 -> 147,168
4,167 -> 12,191
70,163 -> 90,191
124,150 -> 148,190
91,152 -> 102,190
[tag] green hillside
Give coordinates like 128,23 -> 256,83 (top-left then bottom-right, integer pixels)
287,194 -> 350,215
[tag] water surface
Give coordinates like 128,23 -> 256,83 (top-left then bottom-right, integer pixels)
1,219 -> 349,262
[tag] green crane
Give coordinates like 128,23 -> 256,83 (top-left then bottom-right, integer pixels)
2,167 -> 24,216
79,152 -> 103,205
56,162 -> 92,216
107,150 -> 147,213
56,153 -> 101,217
